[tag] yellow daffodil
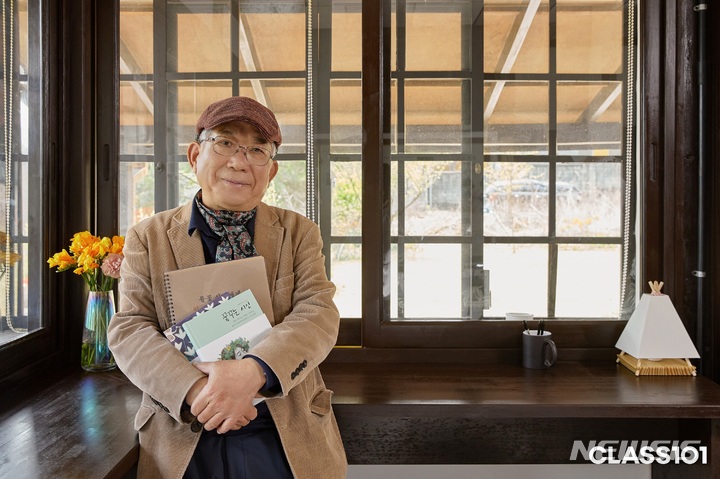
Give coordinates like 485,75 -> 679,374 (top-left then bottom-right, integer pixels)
47,249 -> 76,272
110,236 -> 124,255
70,231 -> 100,256
48,231 -> 125,291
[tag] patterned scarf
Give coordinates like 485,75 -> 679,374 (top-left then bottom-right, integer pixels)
195,192 -> 258,262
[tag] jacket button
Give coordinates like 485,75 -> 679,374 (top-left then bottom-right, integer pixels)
191,420 -> 203,433
180,408 -> 194,423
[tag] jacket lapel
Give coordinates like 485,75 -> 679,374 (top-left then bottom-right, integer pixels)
166,201 -> 283,294
254,202 -> 283,296
166,202 -> 206,270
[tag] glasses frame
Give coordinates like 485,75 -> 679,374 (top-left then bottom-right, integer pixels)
201,135 -> 274,166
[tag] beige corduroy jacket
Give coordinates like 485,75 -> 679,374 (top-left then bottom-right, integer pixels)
108,201 -> 347,479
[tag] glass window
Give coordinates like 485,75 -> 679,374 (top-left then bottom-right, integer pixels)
0,0 -> 44,347
119,0 -> 307,235
384,0 -> 633,325
118,0 -> 637,343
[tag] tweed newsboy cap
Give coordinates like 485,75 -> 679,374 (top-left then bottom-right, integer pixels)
195,96 -> 282,147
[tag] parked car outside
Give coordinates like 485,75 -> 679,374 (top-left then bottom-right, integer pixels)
483,179 -> 579,213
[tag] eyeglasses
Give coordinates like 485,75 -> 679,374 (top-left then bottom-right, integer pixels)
201,136 -> 273,166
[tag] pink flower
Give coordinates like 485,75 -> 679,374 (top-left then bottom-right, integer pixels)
101,253 -> 123,279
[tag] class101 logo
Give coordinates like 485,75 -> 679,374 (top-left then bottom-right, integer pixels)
569,440 -> 708,465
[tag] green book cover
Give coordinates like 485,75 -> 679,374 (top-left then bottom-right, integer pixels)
181,289 -> 271,362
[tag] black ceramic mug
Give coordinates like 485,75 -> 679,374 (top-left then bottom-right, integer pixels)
522,330 -> 557,369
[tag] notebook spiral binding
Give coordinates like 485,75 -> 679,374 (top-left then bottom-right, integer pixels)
163,272 -> 177,324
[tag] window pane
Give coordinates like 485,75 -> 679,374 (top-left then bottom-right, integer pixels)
18,7 -> 28,69
1,0 -> 42,346
390,80 -> 398,154
484,0 -> 549,74
391,162 -> 398,236
406,9 -> 463,71
120,1 -> 156,235
330,80 -> 361,154
119,162 -> 155,234
171,1 -> 309,73
120,81 -> 154,156
239,6 -> 306,72
556,245 -> 621,317
484,81 -> 548,155
484,244 -> 548,318
557,162 -> 621,237
484,162 -> 550,236
331,244 -> 361,318
557,81 -> 622,156
396,244 -> 466,319
266,160 -> 306,215
405,161 -> 465,237
557,0 -> 624,74
405,80 -> 466,154
332,7 -> 361,72
178,162 -> 203,205
120,3 -> 153,74
176,12 -> 231,73
331,162 -> 361,237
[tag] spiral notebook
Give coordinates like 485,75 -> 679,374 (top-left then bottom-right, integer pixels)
163,256 -> 274,325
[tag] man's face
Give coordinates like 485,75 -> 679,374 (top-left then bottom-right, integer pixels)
187,121 -> 279,212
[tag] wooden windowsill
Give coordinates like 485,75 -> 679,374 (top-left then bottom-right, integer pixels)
322,360 -> 720,418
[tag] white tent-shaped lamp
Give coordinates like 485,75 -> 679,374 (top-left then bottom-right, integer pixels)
616,281 -> 699,376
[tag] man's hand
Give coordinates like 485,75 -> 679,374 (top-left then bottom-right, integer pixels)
189,358 -> 266,434
185,376 -> 208,407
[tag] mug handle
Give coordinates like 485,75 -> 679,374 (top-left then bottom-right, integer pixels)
543,339 -> 558,367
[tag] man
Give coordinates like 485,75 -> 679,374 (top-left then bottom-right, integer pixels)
108,96 -> 347,478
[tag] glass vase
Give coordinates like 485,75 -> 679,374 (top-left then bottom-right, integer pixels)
81,290 -> 117,372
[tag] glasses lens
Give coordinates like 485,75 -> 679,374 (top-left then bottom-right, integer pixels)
245,147 -> 270,165
212,138 -> 237,156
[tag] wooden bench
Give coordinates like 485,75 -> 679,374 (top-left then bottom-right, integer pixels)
0,368 -> 141,479
2,361 -> 720,478
326,361 -> 720,478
